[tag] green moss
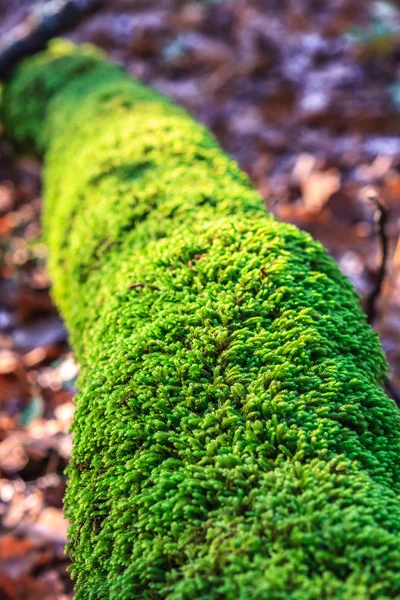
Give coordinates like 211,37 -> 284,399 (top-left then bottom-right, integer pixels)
2,40 -> 400,599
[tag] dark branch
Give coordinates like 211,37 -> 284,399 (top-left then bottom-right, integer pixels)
0,0 -> 105,79
366,190 -> 389,325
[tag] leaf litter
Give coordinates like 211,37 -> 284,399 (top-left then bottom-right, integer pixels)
1,0 -> 400,597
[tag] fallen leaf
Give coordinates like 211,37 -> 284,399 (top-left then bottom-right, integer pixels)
0,351 -> 20,375
302,169 -> 341,213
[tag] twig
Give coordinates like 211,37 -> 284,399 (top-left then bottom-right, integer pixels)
0,0 -> 105,79
365,190 -> 389,324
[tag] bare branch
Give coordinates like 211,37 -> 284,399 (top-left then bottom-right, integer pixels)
0,0 -> 104,79
365,190 -> 389,325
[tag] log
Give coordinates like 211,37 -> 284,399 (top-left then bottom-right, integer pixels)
2,40 -> 400,599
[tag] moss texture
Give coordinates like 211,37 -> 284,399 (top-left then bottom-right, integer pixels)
2,40 -> 400,599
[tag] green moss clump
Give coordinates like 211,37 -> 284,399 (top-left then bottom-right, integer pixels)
2,40 -> 400,599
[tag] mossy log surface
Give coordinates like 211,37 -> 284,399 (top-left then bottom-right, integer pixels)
2,41 -> 400,600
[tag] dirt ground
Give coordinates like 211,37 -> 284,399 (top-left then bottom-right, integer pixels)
1,1 -> 400,598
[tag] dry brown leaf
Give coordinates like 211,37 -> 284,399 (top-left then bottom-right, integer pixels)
302,169 -> 341,214
0,351 -> 20,375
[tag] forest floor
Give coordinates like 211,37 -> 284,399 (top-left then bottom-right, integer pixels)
1,1 -> 400,598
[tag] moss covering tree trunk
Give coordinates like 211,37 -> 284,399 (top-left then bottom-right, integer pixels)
2,41 -> 400,600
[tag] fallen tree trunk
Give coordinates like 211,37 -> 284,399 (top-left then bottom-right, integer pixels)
2,40 -> 400,600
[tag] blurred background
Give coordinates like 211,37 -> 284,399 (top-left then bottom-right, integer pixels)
1,1 -> 400,598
